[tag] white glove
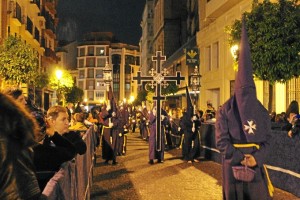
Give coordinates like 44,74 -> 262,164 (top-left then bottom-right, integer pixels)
178,127 -> 181,131
109,122 -> 113,127
106,104 -> 111,111
192,116 -> 197,121
161,115 -> 165,121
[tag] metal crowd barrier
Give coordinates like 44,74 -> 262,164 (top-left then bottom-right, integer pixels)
199,123 -> 300,198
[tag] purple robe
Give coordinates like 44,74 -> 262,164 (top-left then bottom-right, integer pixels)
101,108 -> 114,161
148,111 -> 165,161
215,19 -> 272,200
140,107 -> 149,140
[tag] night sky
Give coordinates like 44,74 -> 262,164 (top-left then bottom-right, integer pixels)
56,0 -> 146,46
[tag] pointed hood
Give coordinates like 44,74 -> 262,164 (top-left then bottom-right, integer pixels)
186,86 -> 194,119
232,18 -> 269,142
107,85 -> 117,113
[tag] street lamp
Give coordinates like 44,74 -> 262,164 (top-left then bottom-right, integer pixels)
103,61 -> 112,101
190,66 -> 201,107
103,61 -> 112,84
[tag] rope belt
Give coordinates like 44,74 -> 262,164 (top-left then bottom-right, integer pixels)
233,143 -> 274,197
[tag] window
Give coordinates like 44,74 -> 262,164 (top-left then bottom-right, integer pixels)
87,80 -> 94,90
212,42 -> 219,69
95,91 -> 104,98
95,69 -> 103,78
96,47 -> 105,56
78,81 -> 84,89
88,69 -> 94,78
78,59 -> 84,68
88,46 -> 94,56
79,48 -> 85,57
96,58 -> 106,67
125,83 -> 131,91
205,46 -> 211,71
88,91 -> 94,100
86,58 -> 95,67
79,70 -> 85,79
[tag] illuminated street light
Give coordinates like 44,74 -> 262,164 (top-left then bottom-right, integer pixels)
56,69 -> 63,80
129,95 -> 135,103
230,44 -> 239,60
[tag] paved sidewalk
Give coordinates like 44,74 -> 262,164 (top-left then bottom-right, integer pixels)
91,132 -> 299,200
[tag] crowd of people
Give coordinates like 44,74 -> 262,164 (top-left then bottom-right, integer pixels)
269,100 -> 300,138
1,86 -> 299,200
0,89 -> 89,199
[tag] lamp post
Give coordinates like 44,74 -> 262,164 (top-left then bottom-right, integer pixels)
103,61 -> 112,98
190,65 -> 201,108
56,69 -> 63,105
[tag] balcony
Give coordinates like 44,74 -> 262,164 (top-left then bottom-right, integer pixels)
44,48 -> 57,61
30,0 -> 41,13
10,2 -> 22,26
206,0 -> 240,19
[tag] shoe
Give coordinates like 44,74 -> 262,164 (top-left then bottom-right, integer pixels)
187,160 -> 193,164
157,159 -> 164,163
148,160 -> 154,165
104,160 -> 109,164
112,161 -> 118,165
193,159 -> 200,163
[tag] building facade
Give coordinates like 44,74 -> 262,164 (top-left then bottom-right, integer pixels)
76,32 -> 140,108
0,0 -> 58,110
140,0 -> 154,76
197,0 -> 300,113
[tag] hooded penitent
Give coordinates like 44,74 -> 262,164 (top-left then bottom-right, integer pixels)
231,19 -> 269,143
185,86 -> 194,119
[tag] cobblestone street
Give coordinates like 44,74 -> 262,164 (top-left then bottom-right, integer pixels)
90,131 -> 299,200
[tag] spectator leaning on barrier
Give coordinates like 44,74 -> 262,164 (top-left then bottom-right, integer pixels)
0,92 -> 46,200
46,105 -> 87,155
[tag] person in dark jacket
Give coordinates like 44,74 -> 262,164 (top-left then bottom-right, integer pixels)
0,92 -> 45,200
44,105 -> 87,155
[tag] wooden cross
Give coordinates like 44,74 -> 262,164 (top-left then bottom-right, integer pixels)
133,51 -> 185,151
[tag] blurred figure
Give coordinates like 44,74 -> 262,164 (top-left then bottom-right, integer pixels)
69,113 -> 89,133
100,102 -> 117,165
66,102 -> 74,122
269,111 -> 276,122
0,92 -> 44,199
5,88 -> 27,106
282,100 -> 300,138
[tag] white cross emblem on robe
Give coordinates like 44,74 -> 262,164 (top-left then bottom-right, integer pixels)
244,120 -> 256,134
